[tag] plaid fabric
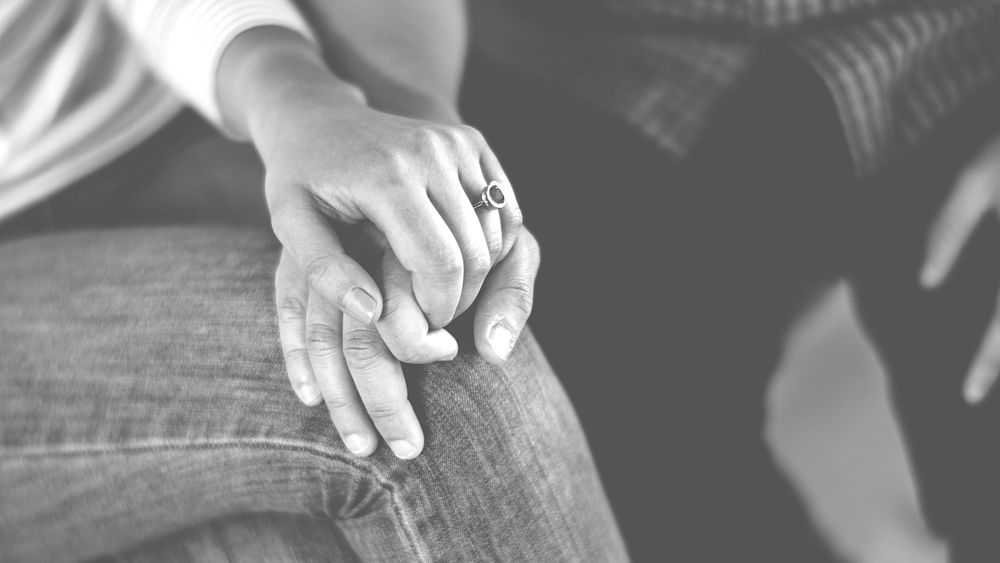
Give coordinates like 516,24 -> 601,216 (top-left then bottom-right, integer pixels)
470,0 -> 1000,176
541,0 -> 906,28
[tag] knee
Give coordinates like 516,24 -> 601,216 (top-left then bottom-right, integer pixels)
275,326 -> 584,480
328,327 -> 619,561
405,327 -> 582,464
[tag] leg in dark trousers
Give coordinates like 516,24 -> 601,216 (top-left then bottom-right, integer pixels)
851,84 -> 1000,563
462,49 -> 852,562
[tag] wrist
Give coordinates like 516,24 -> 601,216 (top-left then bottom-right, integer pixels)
376,91 -> 462,126
218,26 -> 366,140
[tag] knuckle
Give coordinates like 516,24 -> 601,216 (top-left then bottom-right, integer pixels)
467,247 -> 492,275
413,127 -> 446,159
366,146 -> 412,185
324,392 -> 359,412
427,251 -> 464,278
342,330 -> 386,371
485,234 -> 503,259
459,124 -> 487,147
306,323 -> 342,356
385,149 -> 415,178
507,204 -> 524,231
304,255 -> 337,286
368,144 -> 405,175
521,231 -> 542,265
364,398 -> 407,422
503,278 -> 535,316
440,125 -> 465,146
283,347 -> 310,365
277,297 -> 307,324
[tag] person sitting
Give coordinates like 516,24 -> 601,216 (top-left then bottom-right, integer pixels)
462,0 -> 1000,560
0,1 -> 627,561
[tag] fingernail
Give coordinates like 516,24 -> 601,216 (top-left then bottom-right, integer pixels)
295,383 -> 321,405
489,323 -> 516,362
345,288 -> 378,324
343,434 -> 371,455
388,439 -> 418,460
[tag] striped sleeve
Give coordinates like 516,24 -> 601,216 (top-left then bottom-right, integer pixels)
104,0 -> 317,136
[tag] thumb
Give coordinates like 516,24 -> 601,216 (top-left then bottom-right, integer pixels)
474,230 -> 541,364
270,193 -> 383,325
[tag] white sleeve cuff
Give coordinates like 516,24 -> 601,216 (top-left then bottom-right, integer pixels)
106,0 -> 317,138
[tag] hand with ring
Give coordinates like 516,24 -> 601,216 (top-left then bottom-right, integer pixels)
255,78 -> 523,334
274,218 -> 541,460
220,29 -> 535,459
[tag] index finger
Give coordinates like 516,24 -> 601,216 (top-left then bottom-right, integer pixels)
376,250 -> 459,364
342,314 -> 425,459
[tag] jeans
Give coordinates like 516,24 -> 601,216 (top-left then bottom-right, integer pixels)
462,47 -> 1000,562
0,115 -> 627,562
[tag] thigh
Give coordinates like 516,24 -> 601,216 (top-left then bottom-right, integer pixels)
850,86 -> 1000,559
0,111 -> 269,240
0,228 -> 624,563
102,514 -> 359,563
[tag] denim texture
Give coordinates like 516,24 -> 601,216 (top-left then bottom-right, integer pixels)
99,514 -> 359,563
0,229 -> 625,558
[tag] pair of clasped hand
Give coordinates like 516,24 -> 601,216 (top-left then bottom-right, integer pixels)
221,30 -> 540,461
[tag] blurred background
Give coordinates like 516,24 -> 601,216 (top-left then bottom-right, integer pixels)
770,282 -> 947,563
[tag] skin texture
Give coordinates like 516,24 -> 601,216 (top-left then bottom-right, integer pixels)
217,25 -> 539,459
921,134 -> 1000,404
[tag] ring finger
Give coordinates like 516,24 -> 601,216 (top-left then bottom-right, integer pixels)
429,167 -> 495,319
478,148 -> 522,262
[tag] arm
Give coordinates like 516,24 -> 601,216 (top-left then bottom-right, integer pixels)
105,1 -> 538,460
293,0 -> 468,124
103,0 -> 319,136
274,2 -> 537,374
220,25 -> 537,460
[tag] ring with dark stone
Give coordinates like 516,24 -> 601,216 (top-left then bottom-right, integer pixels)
473,181 -> 506,210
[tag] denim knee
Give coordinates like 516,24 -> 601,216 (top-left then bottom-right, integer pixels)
322,329 -> 623,561
1,229 -> 623,562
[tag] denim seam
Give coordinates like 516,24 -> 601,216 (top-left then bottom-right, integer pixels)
1,437 -> 431,562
